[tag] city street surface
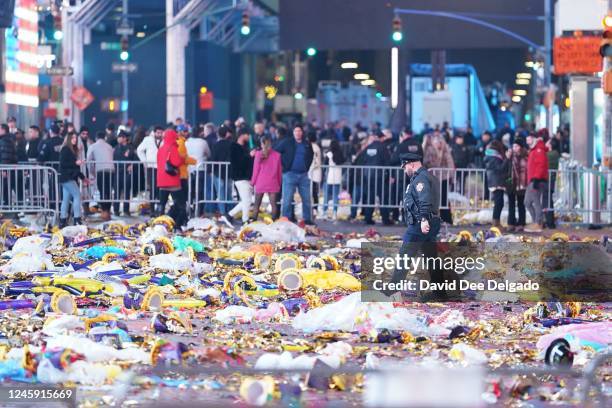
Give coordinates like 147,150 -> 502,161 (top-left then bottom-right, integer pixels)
0,212 -> 610,407
1,0 -> 612,407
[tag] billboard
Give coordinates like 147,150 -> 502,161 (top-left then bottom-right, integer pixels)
4,0 -> 39,107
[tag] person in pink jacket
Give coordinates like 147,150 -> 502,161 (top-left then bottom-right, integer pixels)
251,135 -> 282,220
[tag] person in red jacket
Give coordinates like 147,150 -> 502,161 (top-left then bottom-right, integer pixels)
157,129 -> 186,227
524,133 -> 549,232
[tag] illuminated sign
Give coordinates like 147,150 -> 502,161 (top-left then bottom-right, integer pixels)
5,0 -> 39,107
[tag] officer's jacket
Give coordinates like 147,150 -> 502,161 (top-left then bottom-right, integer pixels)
403,166 -> 440,225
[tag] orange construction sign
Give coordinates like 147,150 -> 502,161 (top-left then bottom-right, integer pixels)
553,36 -> 602,75
71,86 -> 95,111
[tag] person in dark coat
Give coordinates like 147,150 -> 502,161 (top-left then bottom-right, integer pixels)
58,132 -> 85,227
451,133 -> 472,194
113,131 -> 137,216
356,133 -> 392,225
0,123 -> 18,210
275,124 -> 315,224
26,126 -> 41,162
224,128 -> 254,224
484,139 -> 510,227
210,125 -> 234,214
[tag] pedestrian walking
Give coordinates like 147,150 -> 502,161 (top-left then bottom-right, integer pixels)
545,137 -> 560,229
506,138 -> 528,231
58,132 -> 85,227
322,139 -> 344,220
156,129 -> 186,227
136,126 -> 163,214
524,133 -> 549,232
210,125 -> 234,215
185,128 -> 211,215
87,131 -> 115,221
385,152 -> 444,300
276,124 -> 314,224
113,131 -> 137,216
251,135 -> 282,220
484,140 -> 510,228
223,128 -> 253,224
423,133 -> 454,224
308,132 -> 322,217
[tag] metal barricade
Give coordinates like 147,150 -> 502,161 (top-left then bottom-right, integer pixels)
78,160 -> 154,214
0,164 -> 59,221
316,165 -> 488,217
548,167 -> 612,224
192,161 -> 234,217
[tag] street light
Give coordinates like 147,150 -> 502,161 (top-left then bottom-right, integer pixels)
341,62 -> 358,69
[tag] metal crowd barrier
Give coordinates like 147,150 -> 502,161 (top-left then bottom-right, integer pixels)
4,160 -> 610,225
192,161 -> 234,217
313,165 -> 487,213
548,167 -> 612,224
0,164 -> 59,222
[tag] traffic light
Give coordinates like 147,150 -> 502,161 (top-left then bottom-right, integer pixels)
306,47 -> 317,57
120,36 -> 129,61
601,15 -> 612,57
392,15 -> 403,43
241,12 -> 250,36
53,11 -> 62,41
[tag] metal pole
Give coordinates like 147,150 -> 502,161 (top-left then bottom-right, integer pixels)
122,0 -> 129,124
544,0 -> 554,133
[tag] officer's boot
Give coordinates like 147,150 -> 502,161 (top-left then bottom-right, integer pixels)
59,218 -> 67,229
74,217 -> 83,225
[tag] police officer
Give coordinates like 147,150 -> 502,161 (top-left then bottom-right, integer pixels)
356,133 -> 391,225
400,152 -> 440,242
389,127 -> 423,222
384,152 -> 446,300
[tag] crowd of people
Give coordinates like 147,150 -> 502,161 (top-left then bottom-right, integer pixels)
0,115 -> 568,231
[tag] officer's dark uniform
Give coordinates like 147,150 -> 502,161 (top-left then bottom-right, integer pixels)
389,136 -> 424,221
385,153 -> 445,298
401,156 -> 440,243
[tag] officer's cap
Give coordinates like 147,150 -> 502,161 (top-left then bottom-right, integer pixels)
400,152 -> 422,166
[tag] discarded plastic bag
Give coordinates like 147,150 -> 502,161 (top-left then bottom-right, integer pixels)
292,293 -> 438,335
214,305 -> 256,324
449,343 -> 488,365
148,254 -> 193,272
239,220 -> 306,243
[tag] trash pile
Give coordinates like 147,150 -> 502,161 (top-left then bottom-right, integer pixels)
0,217 -> 609,406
